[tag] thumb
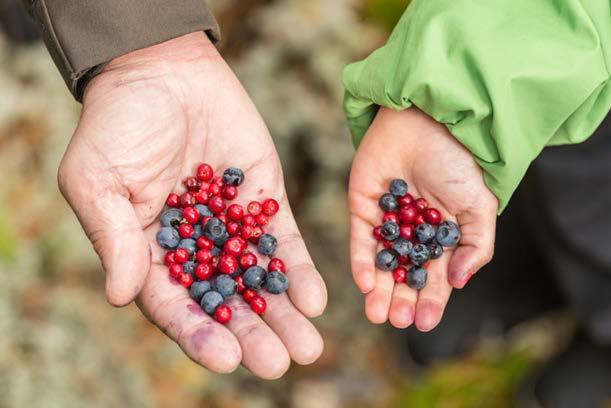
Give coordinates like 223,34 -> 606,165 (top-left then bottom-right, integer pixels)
58,158 -> 151,307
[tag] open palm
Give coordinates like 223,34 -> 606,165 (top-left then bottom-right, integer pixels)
58,33 -> 327,378
349,107 -> 497,331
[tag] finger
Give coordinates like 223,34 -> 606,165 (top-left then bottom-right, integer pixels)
414,253 -> 453,332
259,291 -> 324,365
365,269 -> 394,324
137,264 -> 242,373
388,280 -> 418,329
225,297 -> 291,380
350,215 -> 378,294
448,209 -> 496,288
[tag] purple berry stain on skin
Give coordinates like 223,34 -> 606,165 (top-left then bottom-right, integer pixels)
187,304 -> 205,316
190,324 -> 216,353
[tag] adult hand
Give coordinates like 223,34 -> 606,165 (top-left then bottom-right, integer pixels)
58,32 -> 327,378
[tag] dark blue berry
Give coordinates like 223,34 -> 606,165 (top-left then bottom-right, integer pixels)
212,275 -> 237,298
436,221 -> 461,247
407,266 -> 427,290
203,218 -> 227,242
375,249 -> 398,271
189,280 -> 211,303
265,271 -> 289,294
392,238 -> 413,257
160,208 -> 183,227
379,193 -> 398,212
428,242 -> 443,259
257,234 -> 277,256
222,167 -> 245,186
194,204 -> 213,218
381,221 -> 400,241
183,261 -> 196,276
192,224 -> 203,240
200,290 -> 224,314
415,223 -> 436,244
178,238 -> 197,255
213,231 -> 229,247
210,246 -> 222,257
156,227 -> 180,249
243,266 -> 267,289
230,266 -> 242,278
389,179 -> 408,197
409,244 -> 431,266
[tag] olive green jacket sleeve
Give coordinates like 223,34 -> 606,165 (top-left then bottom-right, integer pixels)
343,0 -> 610,212
22,0 -> 220,101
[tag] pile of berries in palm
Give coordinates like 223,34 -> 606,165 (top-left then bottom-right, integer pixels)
374,179 -> 461,290
156,163 -> 288,324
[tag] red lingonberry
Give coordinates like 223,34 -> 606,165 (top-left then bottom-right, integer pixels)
255,213 -> 268,226
184,176 -> 201,192
262,198 -> 279,216
168,263 -> 183,279
194,190 -> 209,204
222,185 -> 238,200
235,276 -> 246,293
166,193 -> 179,208
196,236 -> 214,250
199,181 -> 210,192
201,216 -> 212,227
227,204 -> 244,221
250,226 -> 263,244
392,266 -> 407,283
242,289 -> 257,303
397,255 -> 410,265
226,221 -> 240,236
241,214 -> 255,226
179,192 -> 195,208
179,273 -> 193,287
414,214 -> 425,225
399,205 -> 417,224
383,240 -> 394,249
268,258 -> 285,273
382,212 -> 399,224
212,176 -> 224,188
217,214 -> 228,224
174,248 -> 190,264
240,225 -> 254,240
414,198 -> 429,213
399,224 -> 414,240
183,207 -> 199,224
250,296 -> 267,315
214,304 -> 232,324
178,223 -> 194,238
398,193 -> 414,207
239,252 -> 258,270
164,251 -> 176,266
208,196 -> 226,214
208,183 -> 221,196
218,254 -> 238,275
195,249 -> 212,263
195,263 -> 214,280
424,208 -> 442,225
196,163 -> 214,182
247,201 -> 263,216
211,255 -> 220,270
224,236 -> 247,257
373,226 -> 382,240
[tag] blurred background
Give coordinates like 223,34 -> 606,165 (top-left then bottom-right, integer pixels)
0,0 -> 597,407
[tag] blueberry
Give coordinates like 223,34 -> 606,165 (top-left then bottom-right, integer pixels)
381,221 -> 400,241
379,193 -> 398,212
230,266 -> 243,278
428,242 -> 444,259
243,265 -> 267,289
203,218 -> 227,242
192,224 -> 203,240
392,238 -> 413,257
389,179 -> 408,197
178,238 -> 197,255
222,167 -> 245,186
156,227 -> 180,249
409,244 -> 431,266
160,208 -> 183,227
265,271 -> 289,294
407,266 -> 427,290
257,234 -> 277,256
415,223 -> 436,244
189,280 -> 211,303
375,249 -> 398,271
212,275 -> 237,298
200,290 -> 224,315
436,221 -> 461,247
194,204 -> 213,218
183,261 -> 196,276
213,231 -> 229,247
210,246 -> 222,257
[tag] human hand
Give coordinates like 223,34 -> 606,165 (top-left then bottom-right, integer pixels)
348,107 -> 497,331
58,32 -> 327,378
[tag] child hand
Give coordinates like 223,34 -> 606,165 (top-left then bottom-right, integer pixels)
348,107 -> 498,331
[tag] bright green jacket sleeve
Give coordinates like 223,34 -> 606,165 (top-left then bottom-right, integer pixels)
343,0 -> 610,212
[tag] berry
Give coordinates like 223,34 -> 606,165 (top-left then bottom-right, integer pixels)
194,204 -> 213,218
436,221 -> 461,247
222,185 -> 238,200
224,236 -> 247,257
210,246 -> 222,257
164,251 -> 176,266
178,223 -> 194,238
262,199 -> 279,216
268,258 -> 285,273
195,249 -> 212,264
242,214 -> 255,226
265,271 -> 289,294
407,266 -> 427,290
382,239 -> 394,250
397,255 -> 410,265
168,263 -> 183,279
392,266 -> 407,283
414,198 -> 429,213
226,221 -> 240,236
414,214 -> 425,225
247,201 -> 263,216
239,252 -> 258,270
208,183 -> 221,196
178,238 -> 197,255
235,276 -> 246,293
409,244 -> 431,266
428,242 -> 444,259
212,176 -> 225,188
379,193 -> 398,212
166,193 -> 179,208
250,226 -> 264,243
373,226 -> 382,240
392,238 -> 414,257
389,179 -> 408,197
196,236 -> 214,250
257,234 -> 277,256
194,191 -> 209,204
182,207 -> 199,224
160,208 -> 183,227
375,249 -> 398,271
196,163 -> 214,182
382,212 -> 399,224
189,280 -> 211,302
156,227 -> 180,249
250,295 -> 267,315
195,263 -> 214,280
399,224 -> 414,240
217,214 -> 228,224
179,273 -> 193,288
183,261 -> 196,276
213,275 -> 237,297
255,213 -> 269,226
184,176 -> 201,192
208,196 -> 226,214
179,192 -> 195,208
240,225 -> 254,240
380,221 -> 400,241
226,204 -> 244,221
398,206 -> 417,224
214,304 -> 232,324
201,291 -> 224,315
192,224 -> 204,239
242,289 -> 257,303
424,208 -> 442,225
218,254 -> 238,275
174,247 -> 190,264
203,218 -> 227,242
415,223 -> 436,244
398,193 -> 414,207
243,266 -> 266,289
222,167 -> 245,186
